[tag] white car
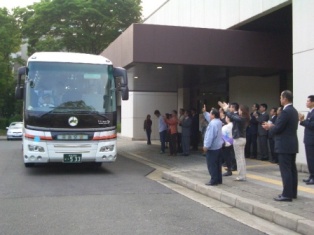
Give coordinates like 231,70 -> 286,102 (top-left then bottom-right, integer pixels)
6,122 -> 24,140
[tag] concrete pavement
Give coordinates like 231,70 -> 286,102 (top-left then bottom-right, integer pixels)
2,134 -> 313,234
117,136 -> 314,235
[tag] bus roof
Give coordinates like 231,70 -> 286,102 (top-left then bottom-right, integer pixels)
28,52 -> 112,65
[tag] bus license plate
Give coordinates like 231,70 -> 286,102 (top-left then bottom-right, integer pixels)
64,154 -> 82,163
57,134 -> 88,140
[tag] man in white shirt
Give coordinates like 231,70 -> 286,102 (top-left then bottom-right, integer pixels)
154,110 -> 168,154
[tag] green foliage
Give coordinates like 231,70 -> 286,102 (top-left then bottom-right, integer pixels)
0,0 -> 142,120
0,129 -> 6,136
0,8 -> 21,59
0,114 -> 23,131
0,8 -> 23,119
0,118 -> 8,130
15,0 -> 142,55
9,114 -> 23,123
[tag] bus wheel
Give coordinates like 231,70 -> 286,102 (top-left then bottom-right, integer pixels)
94,162 -> 102,167
25,163 -> 35,167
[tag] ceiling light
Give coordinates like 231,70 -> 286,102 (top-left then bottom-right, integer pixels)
157,66 -> 162,69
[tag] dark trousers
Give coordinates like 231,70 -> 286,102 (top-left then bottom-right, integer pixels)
305,144 -> 314,179
191,131 -> 199,150
169,133 -> 177,155
159,130 -> 167,153
258,135 -> 268,159
268,138 -> 277,162
146,130 -> 151,144
206,149 -> 222,184
245,133 -> 257,158
221,145 -> 233,171
278,153 -> 298,198
182,135 -> 190,155
177,133 -> 182,153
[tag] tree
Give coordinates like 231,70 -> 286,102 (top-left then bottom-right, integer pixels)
0,8 -> 23,120
15,0 -> 142,55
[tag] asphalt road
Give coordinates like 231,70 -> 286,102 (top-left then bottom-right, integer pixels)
0,140 -> 266,235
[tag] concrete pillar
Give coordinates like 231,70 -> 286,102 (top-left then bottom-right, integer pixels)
293,0 -> 314,169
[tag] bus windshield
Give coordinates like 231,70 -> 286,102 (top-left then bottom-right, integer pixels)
25,62 -> 116,114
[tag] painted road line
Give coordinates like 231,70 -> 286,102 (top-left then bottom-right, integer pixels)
247,173 -> 314,194
246,163 -> 274,169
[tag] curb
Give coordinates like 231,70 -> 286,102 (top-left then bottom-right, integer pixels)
162,171 -> 314,235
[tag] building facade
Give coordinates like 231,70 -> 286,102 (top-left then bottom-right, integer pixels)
102,0 -> 313,168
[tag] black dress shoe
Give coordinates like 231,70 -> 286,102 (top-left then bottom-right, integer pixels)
231,167 -> 237,171
274,195 -> 292,202
205,182 -> 218,186
306,179 -> 314,185
278,194 -> 297,199
303,178 -> 311,183
222,171 -> 232,176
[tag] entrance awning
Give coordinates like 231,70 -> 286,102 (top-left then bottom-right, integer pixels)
101,23 -> 291,70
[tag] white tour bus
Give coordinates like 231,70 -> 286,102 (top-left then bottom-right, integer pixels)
15,52 -> 128,167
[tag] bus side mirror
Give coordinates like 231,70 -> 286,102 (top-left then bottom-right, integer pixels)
15,85 -> 24,99
15,66 -> 28,100
113,67 -> 129,100
120,86 -> 129,100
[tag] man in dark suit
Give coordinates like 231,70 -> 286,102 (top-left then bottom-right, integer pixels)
256,103 -> 269,160
268,107 -> 278,163
245,103 -> 259,159
263,90 -> 299,202
299,95 -> 314,185
190,108 -> 200,151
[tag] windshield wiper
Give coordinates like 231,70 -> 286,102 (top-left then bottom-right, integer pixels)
72,110 -> 109,119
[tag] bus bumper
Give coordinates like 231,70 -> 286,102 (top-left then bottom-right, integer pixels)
23,138 -> 117,164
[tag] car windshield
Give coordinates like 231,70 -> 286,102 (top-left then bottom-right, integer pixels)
25,62 -> 116,114
9,123 -> 23,129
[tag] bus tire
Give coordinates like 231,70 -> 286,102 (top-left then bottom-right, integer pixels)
25,163 -> 35,167
94,162 -> 102,167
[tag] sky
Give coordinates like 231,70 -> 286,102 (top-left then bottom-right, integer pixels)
0,0 -> 167,18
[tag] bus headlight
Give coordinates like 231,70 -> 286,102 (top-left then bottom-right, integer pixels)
28,145 -> 45,152
100,145 -> 114,152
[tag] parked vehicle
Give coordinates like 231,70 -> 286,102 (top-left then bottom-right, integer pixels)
6,122 -> 23,140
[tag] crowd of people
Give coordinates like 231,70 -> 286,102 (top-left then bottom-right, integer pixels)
203,91 -> 314,202
152,109 -> 198,156
147,90 -> 314,202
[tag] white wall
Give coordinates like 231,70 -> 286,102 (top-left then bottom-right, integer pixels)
293,0 -> 314,165
122,91 -> 177,140
229,75 -> 280,110
144,0 -> 290,29
121,92 -> 134,138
